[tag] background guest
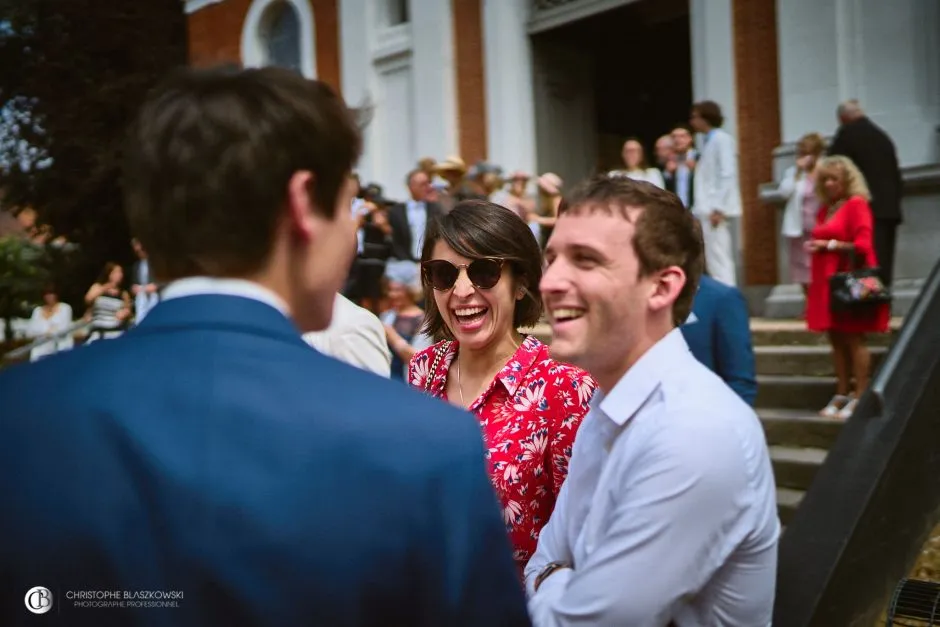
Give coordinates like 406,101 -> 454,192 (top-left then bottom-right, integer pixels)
83,261 -> 131,343
681,273 -> 757,405
304,293 -> 392,377
805,156 -> 890,419
776,132 -> 825,298
27,285 -> 74,361
828,99 -> 903,286
381,270 -> 432,381
609,138 -> 665,189
690,100 -> 742,286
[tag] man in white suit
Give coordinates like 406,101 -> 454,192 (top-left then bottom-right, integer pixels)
690,101 -> 742,286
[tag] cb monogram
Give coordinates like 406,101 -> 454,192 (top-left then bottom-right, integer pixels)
25,586 -> 53,615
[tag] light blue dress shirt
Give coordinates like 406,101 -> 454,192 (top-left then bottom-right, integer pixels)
525,328 -> 779,626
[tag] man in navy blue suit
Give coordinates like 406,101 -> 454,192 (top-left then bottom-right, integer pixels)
680,274 -> 757,405
0,67 -> 529,627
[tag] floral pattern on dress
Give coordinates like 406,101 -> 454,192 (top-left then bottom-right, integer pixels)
408,335 -> 596,571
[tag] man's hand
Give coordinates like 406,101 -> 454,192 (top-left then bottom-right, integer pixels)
664,159 -> 677,174
709,210 -> 725,228
131,285 -> 141,296
685,156 -> 696,170
145,283 -> 158,294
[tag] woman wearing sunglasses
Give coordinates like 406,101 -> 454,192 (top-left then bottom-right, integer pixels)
409,200 -> 596,574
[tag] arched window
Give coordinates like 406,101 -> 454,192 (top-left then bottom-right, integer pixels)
241,0 -> 316,78
263,2 -> 301,72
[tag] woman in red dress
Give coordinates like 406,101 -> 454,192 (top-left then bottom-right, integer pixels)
805,156 -> 890,419
409,200 -> 596,575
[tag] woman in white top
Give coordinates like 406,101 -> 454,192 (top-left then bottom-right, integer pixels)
775,132 -> 825,295
609,138 -> 665,189
27,285 -> 74,361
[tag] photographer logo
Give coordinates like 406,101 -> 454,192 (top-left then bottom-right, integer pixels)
25,586 -> 53,614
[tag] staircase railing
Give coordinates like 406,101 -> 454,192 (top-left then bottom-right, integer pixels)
1,319 -> 93,362
773,254 -> 940,626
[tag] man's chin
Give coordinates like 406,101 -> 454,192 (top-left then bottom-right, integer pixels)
547,339 -> 582,367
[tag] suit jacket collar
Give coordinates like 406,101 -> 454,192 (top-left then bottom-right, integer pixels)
134,294 -> 307,348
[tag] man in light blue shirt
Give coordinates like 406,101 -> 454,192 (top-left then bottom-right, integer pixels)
531,174 -> 778,626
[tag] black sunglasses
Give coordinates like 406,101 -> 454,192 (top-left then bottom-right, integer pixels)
422,259 -> 504,291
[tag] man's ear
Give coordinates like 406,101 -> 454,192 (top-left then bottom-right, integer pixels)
286,170 -> 317,242
648,266 -> 686,316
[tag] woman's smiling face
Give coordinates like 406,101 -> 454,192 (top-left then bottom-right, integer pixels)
429,240 -> 519,352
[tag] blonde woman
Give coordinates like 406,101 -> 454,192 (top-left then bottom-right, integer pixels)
805,156 -> 890,419
776,132 -> 826,294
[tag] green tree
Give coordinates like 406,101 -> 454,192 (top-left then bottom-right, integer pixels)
0,235 -> 50,341
0,0 -> 187,307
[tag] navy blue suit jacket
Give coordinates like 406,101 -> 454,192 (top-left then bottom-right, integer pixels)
0,294 -> 530,627
680,275 -> 757,405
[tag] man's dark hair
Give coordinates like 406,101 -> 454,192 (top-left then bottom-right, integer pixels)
691,100 -> 724,128
561,175 -> 705,326
420,200 -> 543,340
122,65 -> 362,281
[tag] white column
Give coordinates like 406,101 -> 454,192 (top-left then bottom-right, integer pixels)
775,0 -> 840,143
410,0 -> 459,163
483,0 -> 538,177
339,0 -> 378,185
689,0 -> 738,139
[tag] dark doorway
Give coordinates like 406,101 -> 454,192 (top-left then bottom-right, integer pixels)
531,0 -> 692,176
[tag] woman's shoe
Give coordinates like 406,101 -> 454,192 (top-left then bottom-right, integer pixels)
819,394 -> 849,418
836,395 -> 858,420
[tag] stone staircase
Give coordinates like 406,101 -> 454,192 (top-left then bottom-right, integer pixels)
752,318 -> 900,526
527,317 -> 902,526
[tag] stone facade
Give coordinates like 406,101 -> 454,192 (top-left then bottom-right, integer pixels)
183,0 -> 940,304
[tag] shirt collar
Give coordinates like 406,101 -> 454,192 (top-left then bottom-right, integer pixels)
597,328 -> 691,426
161,277 -> 291,317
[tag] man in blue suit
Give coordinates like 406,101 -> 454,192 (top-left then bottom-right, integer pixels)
0,67 -> 529,627
680,274 -> 758,405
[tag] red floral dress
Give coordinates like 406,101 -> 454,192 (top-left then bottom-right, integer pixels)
806,195 -> 890,333
408,335 -> 596,572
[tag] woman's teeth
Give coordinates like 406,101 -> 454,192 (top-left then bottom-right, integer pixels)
455,307 -> 487,321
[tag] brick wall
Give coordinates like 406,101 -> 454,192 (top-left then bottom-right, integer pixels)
732,0 -> 781,286
186,0 -> 341,94
452,0 -> 487,164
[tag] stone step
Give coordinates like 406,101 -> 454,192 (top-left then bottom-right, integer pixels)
756,375 -> 835,410
527,319 -> 902,349
759,408 -> 843,449
755,344 -> 887,377
770,445 -> 827,491
749,318 -> 901,348
777,487 -> 805,526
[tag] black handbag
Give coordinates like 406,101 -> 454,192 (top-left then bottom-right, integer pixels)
829,249 -> 892,312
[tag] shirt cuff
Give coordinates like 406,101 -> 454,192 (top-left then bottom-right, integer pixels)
527,567 -> 573,623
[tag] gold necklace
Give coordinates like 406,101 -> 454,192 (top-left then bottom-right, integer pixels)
454,337 -> 522,408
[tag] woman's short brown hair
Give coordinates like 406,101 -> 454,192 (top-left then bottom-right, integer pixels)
420,200 -> 543,340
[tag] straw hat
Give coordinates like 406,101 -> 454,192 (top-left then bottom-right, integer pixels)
433,155 -> 468,175
537,172 -> 563,195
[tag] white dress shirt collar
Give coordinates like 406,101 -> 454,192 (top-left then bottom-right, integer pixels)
161,276 -> 290,317
598,328 -> 690,426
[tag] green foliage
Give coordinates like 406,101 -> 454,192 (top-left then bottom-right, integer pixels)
0,0 -> 187,298
0,236 -> 50,328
